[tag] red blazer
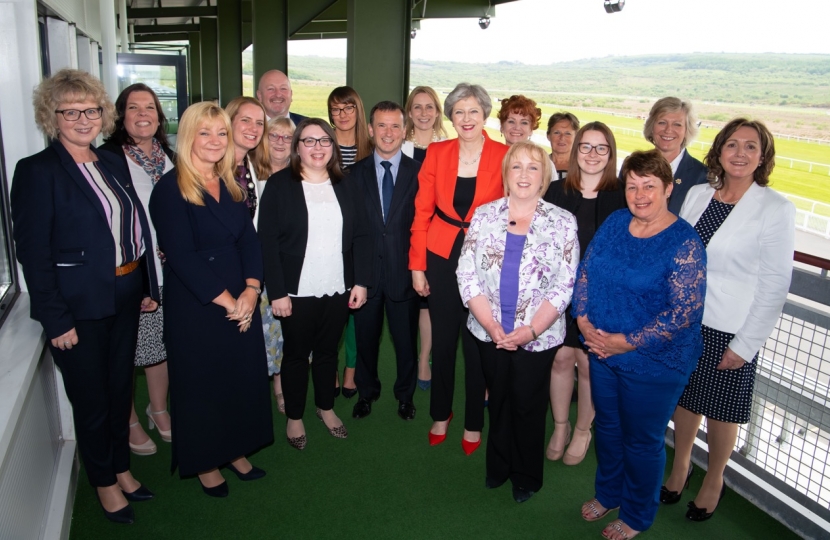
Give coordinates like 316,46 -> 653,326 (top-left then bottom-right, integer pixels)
409,132 -> 509,270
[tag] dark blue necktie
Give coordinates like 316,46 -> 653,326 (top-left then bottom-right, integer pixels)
381,160 -> 393,224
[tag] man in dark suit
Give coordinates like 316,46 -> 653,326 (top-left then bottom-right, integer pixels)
256,69 -> 307,125
351,101 -> 421,421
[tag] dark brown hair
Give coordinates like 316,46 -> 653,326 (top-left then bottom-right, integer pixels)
547,112 -> 580,134
327,86 -> 373,162
106,83 -> 170,150
290,118 -> 345,184
620,149 -> 673,189
704,118 -> 775,188
564,122 -> 619,193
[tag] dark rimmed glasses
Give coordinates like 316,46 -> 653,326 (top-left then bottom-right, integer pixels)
577,143 -> 610,156
55,108 -> 103,121
299,137 -> 334,148
329,105 -> 356,116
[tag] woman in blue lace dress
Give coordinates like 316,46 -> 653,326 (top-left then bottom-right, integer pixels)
574,149 -> 706,540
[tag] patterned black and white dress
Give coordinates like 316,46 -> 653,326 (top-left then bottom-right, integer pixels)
677,198 -> 758,423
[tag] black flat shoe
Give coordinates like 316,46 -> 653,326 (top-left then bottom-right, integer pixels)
397,401 -> 416,421
96,493 -> 134,524
512,485 -> 535,503
121,485 -> 154,502
200,480 -> 229,498
686,483 -> 726,521
226,462 -> 266,481
352,398 -> 372,419
660,463 -> 694,504
342,387 -> 357,399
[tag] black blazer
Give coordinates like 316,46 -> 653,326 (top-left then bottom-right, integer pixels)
10,139 -> 159,339
258,168 -> 372,300
349,153 -> 421,302
668,150 -> 708,215
544,178 -> 626,253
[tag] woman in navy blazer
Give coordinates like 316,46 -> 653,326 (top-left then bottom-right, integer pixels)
663,119 -> 794,522
642,97 -> 708,214
10,69 -> 159,524
149,102 -> 273,497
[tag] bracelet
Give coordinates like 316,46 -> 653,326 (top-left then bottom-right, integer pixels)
246,284 -> 262,295
529,325 -> 538,340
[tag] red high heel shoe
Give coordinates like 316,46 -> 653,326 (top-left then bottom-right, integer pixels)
461,437 -> 481,456
428,412 -> 453,446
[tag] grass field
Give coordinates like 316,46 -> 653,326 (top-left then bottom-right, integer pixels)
279,81 -> 830,207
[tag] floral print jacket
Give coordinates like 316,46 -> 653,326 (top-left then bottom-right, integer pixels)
457,197 -> 579,352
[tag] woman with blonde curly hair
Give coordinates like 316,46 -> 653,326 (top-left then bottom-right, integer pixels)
11,69 -> 159,524
498,95 -> 542,146
149,102 -> 273,498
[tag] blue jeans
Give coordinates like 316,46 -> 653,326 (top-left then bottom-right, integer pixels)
590,358 -> 688,531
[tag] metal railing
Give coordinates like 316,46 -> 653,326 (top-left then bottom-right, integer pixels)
669,252 -> 830,539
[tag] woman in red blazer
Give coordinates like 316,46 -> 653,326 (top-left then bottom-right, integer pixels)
410,83 -> 509,454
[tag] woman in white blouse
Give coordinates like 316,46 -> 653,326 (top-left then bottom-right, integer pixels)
258,118 -> 372,450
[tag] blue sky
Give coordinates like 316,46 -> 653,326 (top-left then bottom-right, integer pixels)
289,0 -> 830,64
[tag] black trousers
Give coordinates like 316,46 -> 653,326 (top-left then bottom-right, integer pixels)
280,292 -> 350,420
353,275 -> 420,402
51,270 -> 142,487
479,340 -> 558,492
425,234 -> 485,431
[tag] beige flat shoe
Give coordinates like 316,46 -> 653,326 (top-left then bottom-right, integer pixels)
546,421 -> 571,461
563,426 -> 592,466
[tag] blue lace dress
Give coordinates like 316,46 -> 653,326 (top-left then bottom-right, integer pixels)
572,210 -> 706,377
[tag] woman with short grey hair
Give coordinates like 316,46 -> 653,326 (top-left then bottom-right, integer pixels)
642,96 -> 707,214
410,82 -> 509,454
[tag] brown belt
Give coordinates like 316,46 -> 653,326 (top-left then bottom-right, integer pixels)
116,259 -> 140,276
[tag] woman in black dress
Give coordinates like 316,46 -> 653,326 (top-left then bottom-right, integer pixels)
543,122 -> 626,466
149,102 -> 273,497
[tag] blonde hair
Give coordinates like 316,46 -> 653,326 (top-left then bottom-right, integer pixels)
33,68 -> 116,139
267,116 -> 296,134
175,102 -> 243,206
404,86 -> 448,140
643,97 -> 699,148
501,141 -> 553,197
225,96 -> 271,181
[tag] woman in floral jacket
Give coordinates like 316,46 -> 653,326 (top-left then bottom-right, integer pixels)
457,141 -> 579,503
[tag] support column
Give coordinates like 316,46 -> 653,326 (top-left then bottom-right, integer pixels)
200,18 -> 220,102
118,0 -> 129,52
347,0 -> 413,111
189,32 -> 203,104
252,0 -> 288,82
217,0 -> 243,106
99,0 -> 119,98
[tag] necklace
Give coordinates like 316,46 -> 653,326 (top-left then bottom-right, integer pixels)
459,135 -> 485,166
716,189 -> 740,205
508,204 -> 537,226
408,129 -> 440,150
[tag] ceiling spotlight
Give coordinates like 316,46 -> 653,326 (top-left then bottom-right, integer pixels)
604,0 -> 625,13
411,28 -> 417,39
478,16 -> 490,29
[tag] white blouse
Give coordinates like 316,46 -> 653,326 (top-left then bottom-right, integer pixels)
294,180 -> 345,297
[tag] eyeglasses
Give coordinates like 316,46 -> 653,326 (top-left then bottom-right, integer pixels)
329,105 -> 356,116
577,143 -> 610,156
268,133 -> 292,143
55,108 -> 103,121
299,137 -> 334,148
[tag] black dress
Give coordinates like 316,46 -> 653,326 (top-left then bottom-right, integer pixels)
149,171 -> 274,476
677,198 -> 757,423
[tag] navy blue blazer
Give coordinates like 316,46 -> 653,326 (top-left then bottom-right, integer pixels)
668,150 -> 708,215
149,169 -> 263,305
10,139 -> 159,339
349,153 -> 421,302
258,168 -> 372,301
289,112 -> 307,126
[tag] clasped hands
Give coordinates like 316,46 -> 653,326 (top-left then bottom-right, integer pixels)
577,315 -> 635,359
484,321 -> 534,351
227,287 -> 258,333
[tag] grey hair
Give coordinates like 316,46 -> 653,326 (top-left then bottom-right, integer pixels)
643,96 -> 699,148
443,83 -> 492,119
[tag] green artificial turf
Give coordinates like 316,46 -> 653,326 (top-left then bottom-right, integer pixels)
68,327 -> 798,539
